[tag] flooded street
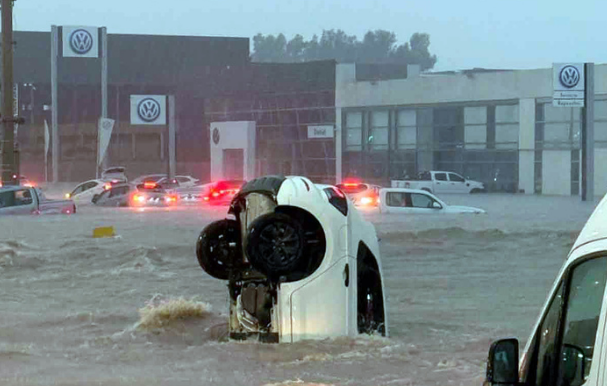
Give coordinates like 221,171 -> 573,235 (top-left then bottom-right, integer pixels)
0,193 -> 600,386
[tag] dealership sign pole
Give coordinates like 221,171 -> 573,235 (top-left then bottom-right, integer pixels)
50,25 -> 59,183
552,63 -> 594,201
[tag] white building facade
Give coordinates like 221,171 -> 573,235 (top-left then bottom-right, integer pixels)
335,64 -> 607,196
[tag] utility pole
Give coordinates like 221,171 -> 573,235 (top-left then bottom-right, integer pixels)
1,0 -> 16,184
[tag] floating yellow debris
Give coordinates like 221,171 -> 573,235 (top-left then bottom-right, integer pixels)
93,226 -> 115,238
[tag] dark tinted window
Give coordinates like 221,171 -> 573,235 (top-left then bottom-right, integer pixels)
0,191 -> 15,207
449,173 -> 465,182
435,173 -> 448,181
110,186 -> 130,197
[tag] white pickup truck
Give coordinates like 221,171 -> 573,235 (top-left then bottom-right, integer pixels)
0,186 -> 76,215
391,170 -> 485,194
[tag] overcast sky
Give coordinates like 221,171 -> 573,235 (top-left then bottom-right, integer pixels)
11,0 -> 606,71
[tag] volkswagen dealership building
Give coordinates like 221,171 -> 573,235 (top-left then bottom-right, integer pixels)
7,29 -> 607,196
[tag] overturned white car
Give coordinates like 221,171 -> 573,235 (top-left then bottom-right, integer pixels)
196,175 -> 387,343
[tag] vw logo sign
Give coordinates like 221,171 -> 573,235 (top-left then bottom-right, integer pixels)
69,29 -> 94,55
212,128 -> 220,145
559,65 -> 581,88
137,98 -> 162,122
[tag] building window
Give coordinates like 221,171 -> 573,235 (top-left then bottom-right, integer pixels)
397,110 -> 416,150
495,104 -> 519,149
538,103 -> 581,149
369,110 -> 389,151
595,99 -> 607,147
464,106 -> 487,149
345,111 -> 362,151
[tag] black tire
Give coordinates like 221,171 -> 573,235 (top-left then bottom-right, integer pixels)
196,219 -> 242,280
357,265 -> 386,336
245,212 -> 305,279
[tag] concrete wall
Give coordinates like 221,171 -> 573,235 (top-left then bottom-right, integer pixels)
209,121 -> 256,181
518,99 -> 535,194
336,64 -> 607,108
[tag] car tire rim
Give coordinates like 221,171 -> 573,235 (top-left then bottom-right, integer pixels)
257,221 -> 301,270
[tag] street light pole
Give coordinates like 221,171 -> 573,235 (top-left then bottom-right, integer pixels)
1,0 -> 16,184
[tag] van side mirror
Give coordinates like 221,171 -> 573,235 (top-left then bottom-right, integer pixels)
486,338 -> 519,385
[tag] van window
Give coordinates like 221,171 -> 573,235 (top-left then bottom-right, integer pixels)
522,256 -> 607,386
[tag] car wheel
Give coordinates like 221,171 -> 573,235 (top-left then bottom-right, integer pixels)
245,212 -> 305,280
196,219 -> 242,280
358,265 -> 385,336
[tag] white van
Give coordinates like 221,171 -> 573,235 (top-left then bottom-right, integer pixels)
484,194 -> 607,386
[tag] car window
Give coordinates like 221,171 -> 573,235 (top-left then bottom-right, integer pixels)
410,193 -> 436,208
434,173 -> 448,181
96,189 -> 111,201
521,256 -> 607,386
0,191 -> 15,208
110,186 -> 130,197
13,189 -> 33,206
386,192 -> 407,207
71,183 -> 86,196
448,173 -> 465,182
83,181 -> 99,191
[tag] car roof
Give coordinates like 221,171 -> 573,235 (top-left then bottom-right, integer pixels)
380,187 -> 435,194
570,194 -> 607,253
0,185 -> 30,192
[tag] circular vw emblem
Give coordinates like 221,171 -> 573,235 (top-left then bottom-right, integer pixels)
559,65 -> 581,88
69,29 -> 94,55
212,128 -> 220,145
137,98 -> 161,122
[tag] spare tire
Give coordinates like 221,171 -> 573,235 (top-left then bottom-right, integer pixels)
245,212 -> 305,280
196,219 -> 242,280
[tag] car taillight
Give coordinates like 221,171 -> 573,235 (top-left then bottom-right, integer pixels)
203,196 -> 210,201
144,182 -> 157,189
212,192 -> 220,197
104,183 -> 112,190
360,196 -> 373,205
133,194 -> 146,203
164,195 -> 177,203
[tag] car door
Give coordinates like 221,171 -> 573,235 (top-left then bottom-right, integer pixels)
73,181 -> 100,205
447,172 -> 468,193
0,189 -> 35,215
518,253 -> 607,386
379,190 -> 412,214
433,172 -> 449,194
408,192 -> 443,213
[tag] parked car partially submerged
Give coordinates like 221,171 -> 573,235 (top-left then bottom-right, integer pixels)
0,186 -> 75,215
379,188 -> 486,214
196,175 -> 387,343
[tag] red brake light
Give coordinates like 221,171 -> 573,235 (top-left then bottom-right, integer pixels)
144,181 -> 157,189
212,192 -> 220,197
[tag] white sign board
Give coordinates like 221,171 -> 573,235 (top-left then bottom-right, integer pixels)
62,26 -> 99,58
130,95 -> 167,125
553,63 -> 585,107
307,125 -> 334,139
97,118 -> 115,166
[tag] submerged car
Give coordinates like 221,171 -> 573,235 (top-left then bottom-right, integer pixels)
196,175 -> 387,343
378,188 -> 486,214
130,181 -> 179,207
335,181 -> 381,207
92,183 -> 136,207
200,180 -> 246,205
66,179 -> 118,206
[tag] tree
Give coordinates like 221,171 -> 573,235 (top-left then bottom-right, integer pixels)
251,29 -> 438,70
